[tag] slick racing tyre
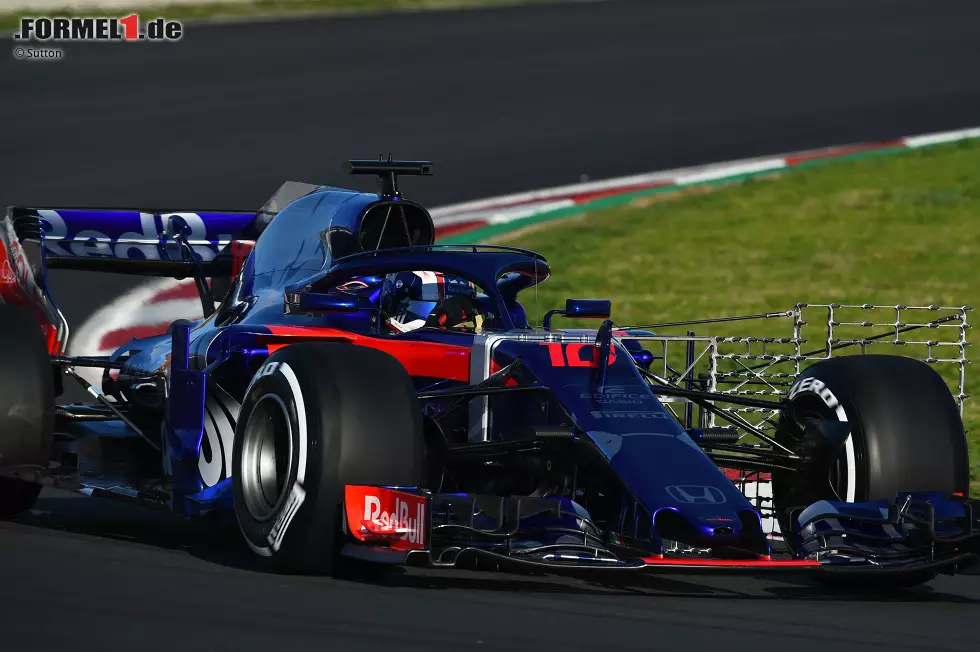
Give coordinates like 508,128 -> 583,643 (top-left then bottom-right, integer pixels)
0,304 -> 55,519
232,342 -> 424,574
773,355 -> 968,585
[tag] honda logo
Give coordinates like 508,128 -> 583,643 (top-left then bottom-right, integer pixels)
666,485 -> 727,504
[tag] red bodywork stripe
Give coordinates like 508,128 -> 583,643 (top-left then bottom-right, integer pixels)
642,557 -> 820,567
262,325 -> 356,341
488,359 -> 520,386
263,326 -> 471,382
231,240 -> 256,278
721,468 -> 773,482
0,237 -> 60,353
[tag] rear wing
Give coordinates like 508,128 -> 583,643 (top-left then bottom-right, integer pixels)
1,181 -> 325,353
9,206 -> 255,277
7,181 -> 325,277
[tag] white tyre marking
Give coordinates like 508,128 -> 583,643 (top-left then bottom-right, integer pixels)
842,424 -> 856,502
244,538 -> 273,557
243,360 -> 280,404
789,376 -> 855,502
257,361 -> 281,379
268,483 -> 307,551
278,362 -> 307,485
241,360 -> 309,555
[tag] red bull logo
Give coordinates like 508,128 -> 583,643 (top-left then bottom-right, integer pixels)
345,486 -> 427,550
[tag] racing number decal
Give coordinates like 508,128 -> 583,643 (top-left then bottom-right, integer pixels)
541,342 -> 617,367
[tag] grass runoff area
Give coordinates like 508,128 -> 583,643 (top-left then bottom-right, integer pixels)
0,0 -> 546,33
494,139 -> 980,492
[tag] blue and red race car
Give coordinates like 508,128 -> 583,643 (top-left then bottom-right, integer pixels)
1,159 -> 977,586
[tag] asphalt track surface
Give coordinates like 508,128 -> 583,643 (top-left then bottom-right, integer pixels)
3,0 -> 980,649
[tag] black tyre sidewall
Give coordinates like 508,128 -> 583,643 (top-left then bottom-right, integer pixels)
0,304 -> 54,516
232,351 -> 341,571
0,478 -> 43,519
775,355 -> 969,537
231,343 -> 424,574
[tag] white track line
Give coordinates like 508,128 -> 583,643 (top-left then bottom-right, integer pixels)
903,126 -> 980,148
431,125 -> 980,221
673,158 -> 788,185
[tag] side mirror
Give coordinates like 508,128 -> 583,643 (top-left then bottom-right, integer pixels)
543,298 -> 612,330
284,290 -> 365,314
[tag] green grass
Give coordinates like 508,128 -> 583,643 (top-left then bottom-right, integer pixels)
493,139 -> 980,493
0,0 -> 545,33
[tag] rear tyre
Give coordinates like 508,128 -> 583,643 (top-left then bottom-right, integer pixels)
774,354 -> 968,587
0,304 -> 55,519
232,342 -> 424,574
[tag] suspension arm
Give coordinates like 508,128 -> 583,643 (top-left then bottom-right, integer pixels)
418,385 -> 549,401
639,367 -> 796,457
646,383 -> 784,410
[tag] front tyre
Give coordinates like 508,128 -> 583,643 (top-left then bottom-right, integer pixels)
773,354 -> 969,587
232,343 -> 424,574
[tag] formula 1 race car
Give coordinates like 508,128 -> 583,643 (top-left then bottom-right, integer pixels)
1,159 -> 977,587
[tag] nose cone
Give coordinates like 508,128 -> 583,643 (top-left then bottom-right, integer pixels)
654,506 -> 769,556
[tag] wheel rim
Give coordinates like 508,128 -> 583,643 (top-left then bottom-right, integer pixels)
793,402 -> 856,503
240,394 -> 293,521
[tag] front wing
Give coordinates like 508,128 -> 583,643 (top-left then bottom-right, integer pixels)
340,486 -> 980,578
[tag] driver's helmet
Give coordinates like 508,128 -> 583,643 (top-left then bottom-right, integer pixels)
381,270 -> 484,333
